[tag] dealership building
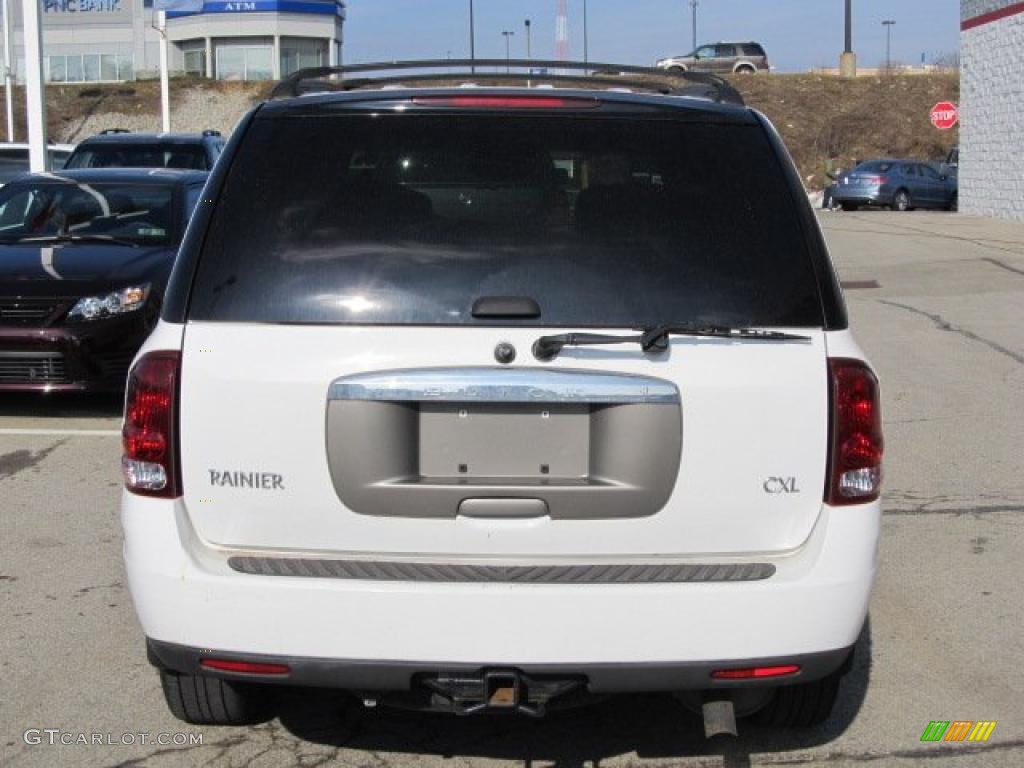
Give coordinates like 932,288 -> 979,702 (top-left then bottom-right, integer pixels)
960,0 -> 1024,220
0,0 -> 345,83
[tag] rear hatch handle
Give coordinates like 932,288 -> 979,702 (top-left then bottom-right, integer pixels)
532,324 -> 811,361
472,296 -> 541,318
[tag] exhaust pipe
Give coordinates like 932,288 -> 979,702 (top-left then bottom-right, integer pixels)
702,699 -> 738,738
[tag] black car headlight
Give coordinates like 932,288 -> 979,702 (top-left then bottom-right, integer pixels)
66,284 -> 151,322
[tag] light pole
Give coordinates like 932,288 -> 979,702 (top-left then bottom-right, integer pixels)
524,18 -> 531,59
882,19 -> 895,72
469,0 -> 475,72
502,30 -> 514,74
689,0 -> 698,52
840,0 -> 856,77
583,0 -> 588,65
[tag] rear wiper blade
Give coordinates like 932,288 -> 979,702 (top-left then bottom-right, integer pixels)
12,233 -> 140,247
639,324 -> 811,351
532,324 -> 810,361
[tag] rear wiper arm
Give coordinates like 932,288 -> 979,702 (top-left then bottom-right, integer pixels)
532,324 -> 810,361
532,331 -> 646,361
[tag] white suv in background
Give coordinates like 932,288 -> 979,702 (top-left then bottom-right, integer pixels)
121,61 -> 882,733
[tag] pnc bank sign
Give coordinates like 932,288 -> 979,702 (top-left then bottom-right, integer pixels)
45,0 -> 122,11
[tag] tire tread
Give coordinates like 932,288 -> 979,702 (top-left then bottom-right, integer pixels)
159,670 -> 274,725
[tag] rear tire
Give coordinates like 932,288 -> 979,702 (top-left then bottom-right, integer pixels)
160,670 -> 276,725
667,65 -> 687,73
840,202 -> 858,212
735,65 -> 756,74
749,669 -> 842,728
893,189 -> 911,212
948,192 -> 958,212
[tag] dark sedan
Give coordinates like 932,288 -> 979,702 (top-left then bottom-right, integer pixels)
0,169 -> 207,392
831,159 -> 957,212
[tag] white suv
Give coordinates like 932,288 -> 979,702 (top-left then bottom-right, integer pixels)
121,62 -> 882,732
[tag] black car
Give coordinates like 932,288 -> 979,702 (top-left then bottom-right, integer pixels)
63,129 -> 224,171
0,168 -> 207,391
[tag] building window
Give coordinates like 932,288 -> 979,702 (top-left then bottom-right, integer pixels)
280,40 -> 325,77
184,49 -> 207,76
46,53 -> 133,83
216,44 -> 273,81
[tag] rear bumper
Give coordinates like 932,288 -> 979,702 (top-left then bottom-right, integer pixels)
146,637 -> 854,694
831,190 -> 889,206
0,314 -> 151,392
122,493 -> 879,689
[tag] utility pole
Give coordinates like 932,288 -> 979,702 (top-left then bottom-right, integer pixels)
689,0 -> 698,52
524,18 -> 531,59
840,0 -> 856,77
502,30 -> 514,74
21,0 -> 47,171
469,0 -> 475,73
882,19 -> 896,73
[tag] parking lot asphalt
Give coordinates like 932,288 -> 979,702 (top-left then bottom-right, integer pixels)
1,211 -> 1022,768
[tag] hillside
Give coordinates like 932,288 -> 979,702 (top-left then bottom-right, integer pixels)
731,73 -> 959,189
1,72 -> 959,190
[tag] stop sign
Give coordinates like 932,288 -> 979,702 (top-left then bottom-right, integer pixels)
931,102 -> 959,130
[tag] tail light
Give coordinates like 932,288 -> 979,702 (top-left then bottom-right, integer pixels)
411,95 -> 600,109
862,175 -> 887,185
826,358 -> 883,505
122,350 -> 181,498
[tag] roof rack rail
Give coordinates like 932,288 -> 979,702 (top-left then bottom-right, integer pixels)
201,129 -> 222,137
269,59 -> 745,106
100,128 -> 131,134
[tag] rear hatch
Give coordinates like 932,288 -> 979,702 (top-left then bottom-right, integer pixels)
179,95 -> 833,558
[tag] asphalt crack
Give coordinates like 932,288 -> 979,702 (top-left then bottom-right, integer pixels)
981,256 -> 1024,278
752,738 -> 1024,765
884,504 -> 1023,517
877,300 -> 1024,365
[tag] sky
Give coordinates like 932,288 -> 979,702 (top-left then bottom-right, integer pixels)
342,1 -> 960,72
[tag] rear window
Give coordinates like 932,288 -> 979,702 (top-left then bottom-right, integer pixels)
189,113 -> 822,328
66,144 -> 209,170
856,161 -> 894,173
741,44 -> 766,57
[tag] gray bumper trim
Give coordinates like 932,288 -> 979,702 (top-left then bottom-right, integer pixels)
226,556 -> 776,583
147,638 -> 854,694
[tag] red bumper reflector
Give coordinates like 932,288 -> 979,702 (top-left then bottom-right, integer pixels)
710,664 -> 801,680
200,659 -> 290,675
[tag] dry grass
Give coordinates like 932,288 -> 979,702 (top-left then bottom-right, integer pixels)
1,72 -> 959,190
731,73 -> 960,189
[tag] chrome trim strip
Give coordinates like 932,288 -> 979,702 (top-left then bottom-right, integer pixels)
228,557 -> 774,583
328,367 -> 679,405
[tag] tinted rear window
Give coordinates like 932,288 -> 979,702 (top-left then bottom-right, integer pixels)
189,113 -> 822,328
66,144 -> 209,170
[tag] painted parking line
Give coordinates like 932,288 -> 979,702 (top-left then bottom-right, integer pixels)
0,428 -> 120,436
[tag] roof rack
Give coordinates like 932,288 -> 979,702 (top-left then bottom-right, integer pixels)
100,128 -> 131,134
201,129 -> 222,137
269,59 -> 745,106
